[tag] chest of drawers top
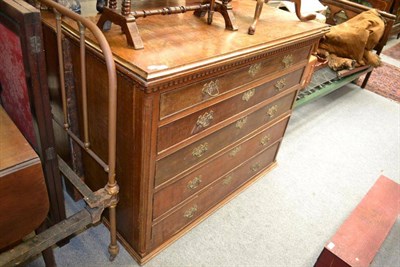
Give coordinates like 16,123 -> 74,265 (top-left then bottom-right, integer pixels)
57,0 -> 328,85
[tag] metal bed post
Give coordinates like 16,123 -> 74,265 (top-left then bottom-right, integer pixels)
0,0 -> 120,264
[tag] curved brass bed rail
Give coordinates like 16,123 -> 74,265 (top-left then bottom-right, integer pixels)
38,0 -> 119,260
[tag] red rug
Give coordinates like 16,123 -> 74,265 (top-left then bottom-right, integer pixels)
382,42 -> 400,60
357,62 -> 400,102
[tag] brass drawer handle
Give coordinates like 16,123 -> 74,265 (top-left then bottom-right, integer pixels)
251,162 -> 261,172
229,146 -> 241,157
282,54 -> 294,69
196,110 -> 214,129
266,105 -> 278,118
184,205 -> 198,219
242,88 -> 255,102
192,142 -> 208,158
235,117 -> 248,129
187,175 -> 202,190
275,78 -> 286,92
202,80 -> 220,97
260,134 -> 271,146
248,63 -> 262,78
222,175 -> 233,185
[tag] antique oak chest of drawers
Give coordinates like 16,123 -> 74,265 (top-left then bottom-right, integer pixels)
41,0 -> 328,263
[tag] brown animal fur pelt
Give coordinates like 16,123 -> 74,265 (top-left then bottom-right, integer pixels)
328,54 -> 356,71
319,9 -> 385,68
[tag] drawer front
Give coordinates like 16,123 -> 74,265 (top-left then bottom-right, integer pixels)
157,68 -> 304,152
159,46 -> 311,119
155,91 -> 296,187
153,117 -> 289,219
151,142 -> 280,248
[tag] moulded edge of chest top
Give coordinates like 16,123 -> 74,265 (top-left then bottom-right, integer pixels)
143,38 -> 320,94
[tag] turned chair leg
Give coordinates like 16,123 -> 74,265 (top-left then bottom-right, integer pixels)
292,0 -> 316,21
361,71 -> 372,88
248,0 -> 265,35
248,0 -> 316,35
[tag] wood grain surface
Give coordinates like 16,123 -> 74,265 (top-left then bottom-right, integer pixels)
0,106 -> 49,250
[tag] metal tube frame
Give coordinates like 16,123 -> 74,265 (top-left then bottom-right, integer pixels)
41,0 -> 119,261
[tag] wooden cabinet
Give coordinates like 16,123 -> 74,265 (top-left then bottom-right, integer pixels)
41,0 -> 328,263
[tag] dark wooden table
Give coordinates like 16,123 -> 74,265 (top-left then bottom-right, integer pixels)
0,106 -> 49,250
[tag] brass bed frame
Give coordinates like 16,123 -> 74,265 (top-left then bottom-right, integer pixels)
0,0 -> 120,265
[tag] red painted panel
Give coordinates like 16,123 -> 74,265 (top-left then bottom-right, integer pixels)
316,175 -> 400,267
0,23 -> 36,147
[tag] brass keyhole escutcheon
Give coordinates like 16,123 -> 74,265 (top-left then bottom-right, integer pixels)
275,78 -> 286,92
196,110 -> 214,129
242,88 -> 255,102
192,143 -> 208,158
184,205 -> 198,219
236,117 -> 248,129
222,175 -> 233,185
282,54 -> 293,69
202,80 -> 220,97
261,134 -> 271,146
187,175 -> 202,190
248,63 -> 262,77
251,163 -> 261,172
267,105 -> 278,118
229,146 -> 241,157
